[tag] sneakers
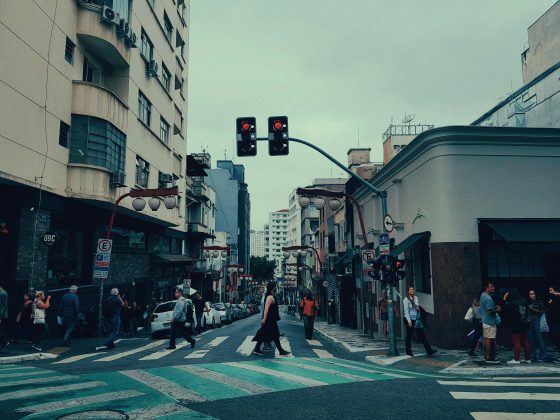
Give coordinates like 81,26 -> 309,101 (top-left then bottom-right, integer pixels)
484,358 -> 501,364
31,344 -> 42,352
253,349 -> 264,356
278,351 -> 291,356
190,339 -> 196,349
427,349 -> 438,356
521,359 -> 532,364
506,359 -> 521,365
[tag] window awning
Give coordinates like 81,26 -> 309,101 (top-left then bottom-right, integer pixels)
482,220 -> 560,242
333,249 -> 356,265
390,232 -> 430,257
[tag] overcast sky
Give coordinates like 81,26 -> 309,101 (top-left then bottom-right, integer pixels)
187,1 -> 557,229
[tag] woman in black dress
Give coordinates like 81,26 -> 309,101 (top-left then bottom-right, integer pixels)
252,282 -> 290,356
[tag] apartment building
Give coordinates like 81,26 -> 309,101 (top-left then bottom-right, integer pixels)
267,209 -> 289,279
0,0 -> 192,311
250,229 -> 266,257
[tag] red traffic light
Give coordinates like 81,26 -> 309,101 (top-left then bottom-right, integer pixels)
272,120 -> 283,131
241,121 -> 252,132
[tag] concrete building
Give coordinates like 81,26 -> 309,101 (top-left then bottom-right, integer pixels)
250,229 -> 266,258
0,0 -> 194,314
287,189 -> 301,248
204,160 -> 251,272
267,209 -> 289,279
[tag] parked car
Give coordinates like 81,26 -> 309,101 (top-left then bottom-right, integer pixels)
201,302 -> 222,329
234,304 -> 249,319
150,300 -> 176,338
213,302 -> 233,324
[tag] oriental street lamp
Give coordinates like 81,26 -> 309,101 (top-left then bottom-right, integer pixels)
199,245 -> 230,302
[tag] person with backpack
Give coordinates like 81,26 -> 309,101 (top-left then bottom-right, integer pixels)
166,288 -> 196,350
104,288 -> 125,350
503,288 -> 531,364
300,290 -> 318,340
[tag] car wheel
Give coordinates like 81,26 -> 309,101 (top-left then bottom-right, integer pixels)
212,318 -> 216,328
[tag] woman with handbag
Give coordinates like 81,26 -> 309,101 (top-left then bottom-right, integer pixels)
31,291 -> 51,352
402,286 -> 437,357
527,290 -> 551,362
466,296 -> 483,357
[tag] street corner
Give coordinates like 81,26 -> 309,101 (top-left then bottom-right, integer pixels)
0,350 -> 58,364
441,357 -> 560,376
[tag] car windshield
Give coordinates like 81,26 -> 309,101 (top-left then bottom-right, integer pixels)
154,301 -> 175,313
213,303 -> 225,310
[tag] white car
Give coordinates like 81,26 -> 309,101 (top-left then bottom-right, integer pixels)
149,300 -> 176,338
201,302 -> 222,329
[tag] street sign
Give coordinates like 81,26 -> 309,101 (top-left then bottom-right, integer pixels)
93,238 -> 112,279
97,239 -> 113,253
42,231 -> 58,246
379,233 -> 390,255
362,250 -> 376,262
383,214 -> 394,232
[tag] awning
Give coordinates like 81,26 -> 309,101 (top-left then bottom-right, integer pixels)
390,232 -> 430,257
334,249 -> 356,265
482,220 -> 560,242
153,254 -> 194,263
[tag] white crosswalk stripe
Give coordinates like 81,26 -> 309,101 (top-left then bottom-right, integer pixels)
0,375 -> 75,388
185,336 -> 230,358
94,340 -> 166,362
0,381 -> 105,401
236,335 -> 256,356
139,341 -> 190,361
313,349 -> 333,358
224,361 -> 328,387
54,352 -> 107,364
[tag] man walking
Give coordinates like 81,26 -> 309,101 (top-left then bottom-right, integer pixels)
299,290 -> 318,340
0,285 -> 8,351
166,288 -> 196,350
104,288 -> 125,350
59,285 -> 79,346
480,282 -> 501,364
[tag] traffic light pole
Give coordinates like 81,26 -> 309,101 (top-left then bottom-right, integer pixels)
385,279 -> 399,357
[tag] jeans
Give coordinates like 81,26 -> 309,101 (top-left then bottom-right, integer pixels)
169,321 -> 195,347
62,315 -> 76,344
403,318 -> 433,355
303,315 -> 315,339
527,316 -> 548,360
105,315 -> 120,346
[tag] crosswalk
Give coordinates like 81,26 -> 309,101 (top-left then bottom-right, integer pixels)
0,356 -> 439,419
438,375 -> 560,418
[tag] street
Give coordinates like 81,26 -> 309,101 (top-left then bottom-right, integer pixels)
2,312 -> 560,420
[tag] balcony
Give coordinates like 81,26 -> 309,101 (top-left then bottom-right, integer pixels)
71,81 -> 128,134
76,7 -> 130,67
188,222 -> 209,234
192,178 -> 208,201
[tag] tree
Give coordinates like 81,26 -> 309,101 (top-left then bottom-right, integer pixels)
250,256 -> 277,281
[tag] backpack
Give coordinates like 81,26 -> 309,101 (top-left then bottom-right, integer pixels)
185,300 -> 194,324
103,297 -> 115,319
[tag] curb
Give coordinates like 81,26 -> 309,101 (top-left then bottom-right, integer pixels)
313,326 -> 356,354
0,352 -> 58,364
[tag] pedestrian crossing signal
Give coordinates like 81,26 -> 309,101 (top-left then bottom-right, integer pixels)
236,117 -> 257,157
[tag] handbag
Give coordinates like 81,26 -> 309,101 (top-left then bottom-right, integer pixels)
414,318 -> 423,329
464,307 -> 474,322
540,314 -> 549,333
33,304 -> 46,325
495,312 -> 501,325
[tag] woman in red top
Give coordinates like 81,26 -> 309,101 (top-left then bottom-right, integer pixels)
300,290 -> 318,340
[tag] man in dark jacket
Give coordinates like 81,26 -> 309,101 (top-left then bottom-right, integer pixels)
104,288 -> 125,350
59,285 -> 79,346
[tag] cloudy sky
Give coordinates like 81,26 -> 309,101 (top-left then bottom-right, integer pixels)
187,0 -> 556,229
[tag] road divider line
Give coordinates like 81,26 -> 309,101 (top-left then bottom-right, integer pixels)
94,340 -> 166,362
450,391 -> 560,401
224,362 -> 327,387
0,381 -> 105,401
16,390 -> 143,414
120,369 -> 208,403
175,365 -> 274,394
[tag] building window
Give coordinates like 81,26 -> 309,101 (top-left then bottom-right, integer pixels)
59,121 -> 70,148
136,156 -> 150,188
69,115 -> 126,172
138,91 -> 152,126
163,12 -> 173,42
140,29 -> 153,60
410,238 -> 432,294
161,63 -> 171,91
65,37 -> 75,64
82,56 -> 103,85
159,117 -> 170,144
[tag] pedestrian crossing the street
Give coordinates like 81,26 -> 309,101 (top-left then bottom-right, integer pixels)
438,375 -> 560,418
0,356 -> 441,419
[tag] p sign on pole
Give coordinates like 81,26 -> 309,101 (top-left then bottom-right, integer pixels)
94,239 -> 112,279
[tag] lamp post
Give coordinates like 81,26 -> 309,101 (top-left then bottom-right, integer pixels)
200,245 -> 230,302
98,186 -> 179,335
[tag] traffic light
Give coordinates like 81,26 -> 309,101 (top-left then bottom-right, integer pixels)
268,116 -> 289,156
236,117 -> 257,157
393,259 -> 406,280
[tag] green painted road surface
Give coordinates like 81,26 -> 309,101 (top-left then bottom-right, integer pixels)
0,358 -> 446,419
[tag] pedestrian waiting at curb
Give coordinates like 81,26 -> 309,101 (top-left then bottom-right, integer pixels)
31,291 -> 51,352
480,282 -> 502,364
402,286 -> 437,357
300,290 -> 318,340
502,288 -> 531,364
166,288 -> 196,350
527,290 -> 552,362
253,282 -> 290,356
465,295 -> 483,357
59,285 -> 79,346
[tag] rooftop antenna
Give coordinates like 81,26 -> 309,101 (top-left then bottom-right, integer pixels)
402,113 -> 415,125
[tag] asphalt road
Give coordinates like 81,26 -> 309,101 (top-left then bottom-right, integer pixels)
2,313 -> 559,419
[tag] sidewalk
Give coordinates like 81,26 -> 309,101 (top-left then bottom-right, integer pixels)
312,319 -> 560,375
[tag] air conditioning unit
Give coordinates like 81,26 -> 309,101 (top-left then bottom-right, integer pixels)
125,31 -> 137,48
117,19 -> 129,38
100,6 -> 120,25
112,170 -> 126,187
147,60 -> 158,78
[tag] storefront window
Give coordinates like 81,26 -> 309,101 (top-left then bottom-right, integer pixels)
150,234 -> 170,253
111,227 -> 145,251
47,230 -> 84,286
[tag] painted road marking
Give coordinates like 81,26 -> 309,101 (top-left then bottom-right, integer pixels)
306,339 -> 323,346
471,413 -> 560,419
274,336 -> 293,357
16,390 -> 143,414
236,335 -> 255,356
94,340 -> 166,362
271,360 -> 373,382
0,381 -> 104,401
185,349 -> 208,359
450,392 -> 560,401
224,362 -> 327,387
0,374 -> 74,388
312,349 -> 333,358
176,364 -> 274,395
127,403 -> 194,419
139,341 -> 190,361
53,352 -> 107,364
121,369 -> 208,403
314,359 -> 412,379
439,380 -> 560,388
207,336 -> 229,347
0,370 -> 54,380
